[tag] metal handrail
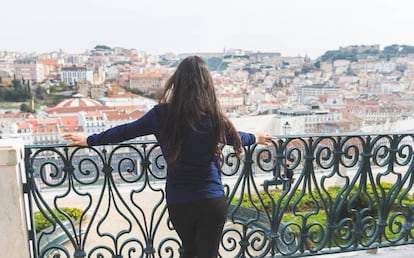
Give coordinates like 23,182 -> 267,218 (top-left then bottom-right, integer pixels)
23,133 -> 414,257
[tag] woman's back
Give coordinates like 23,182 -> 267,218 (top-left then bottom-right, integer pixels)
155,104 -> 224,205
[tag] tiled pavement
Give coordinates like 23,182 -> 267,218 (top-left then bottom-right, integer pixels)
323,245 -> 414,258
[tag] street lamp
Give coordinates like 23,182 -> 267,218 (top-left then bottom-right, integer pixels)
282,121 -> 293,188
283,121 -> 291,135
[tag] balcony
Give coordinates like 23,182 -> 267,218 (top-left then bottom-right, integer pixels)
1,132 -> 414,257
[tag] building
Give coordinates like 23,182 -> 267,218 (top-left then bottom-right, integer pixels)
14,59 -> 45,83
103,109 -> 145,132
0,58 -> 15,82
61,64 -> 93,85
44,93 -> 114,117
129,72 -> 166,93
0,70 -> 13,87
98,90 -> 156,111
0,112 -> 36,139
39,58 -> 61,80
217,92 -> 245,112
78,111 -> 106,134
10,118 -> 61,145
278,106 -> 344,134
297,84 -> 341,104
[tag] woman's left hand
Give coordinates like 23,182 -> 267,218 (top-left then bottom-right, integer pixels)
255,132 -> 274,145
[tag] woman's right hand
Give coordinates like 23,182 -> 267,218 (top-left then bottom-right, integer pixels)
63,133 -> 88,146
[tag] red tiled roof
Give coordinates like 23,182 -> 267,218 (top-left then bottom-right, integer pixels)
45,97 -> 115,114
16,123 -> 31,130
84,111 -> 105,119
60,125 -> 84,133
26,118 -> 60,126
103,110 -> 145,121
59,116 -> 78,126
0,113 -> 34,119
39,59 -> 59,66
32,124 -> 59,133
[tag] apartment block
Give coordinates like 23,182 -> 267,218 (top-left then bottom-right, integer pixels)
129,72 -> 166,92
61,64 -> 93,85
14,59 -> 45,83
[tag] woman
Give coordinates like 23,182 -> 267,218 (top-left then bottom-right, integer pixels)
64,56 -> 273,257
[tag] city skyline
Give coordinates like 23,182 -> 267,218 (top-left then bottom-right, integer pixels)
2,0 -> 414,58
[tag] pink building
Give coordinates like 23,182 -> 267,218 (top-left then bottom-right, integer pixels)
14,59 -> 45,83
129,72 -> 167,93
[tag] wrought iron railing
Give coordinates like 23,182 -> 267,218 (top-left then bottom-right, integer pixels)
23,133 -> 414,257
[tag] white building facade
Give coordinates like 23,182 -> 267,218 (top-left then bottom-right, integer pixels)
61,65 -> 93,85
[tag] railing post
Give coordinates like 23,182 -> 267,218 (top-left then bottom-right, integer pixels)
0,138 -> 31,258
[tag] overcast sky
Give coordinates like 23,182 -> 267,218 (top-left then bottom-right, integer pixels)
2,0 -> 413,58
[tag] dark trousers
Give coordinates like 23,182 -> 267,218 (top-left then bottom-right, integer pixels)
167,196 -> 227,258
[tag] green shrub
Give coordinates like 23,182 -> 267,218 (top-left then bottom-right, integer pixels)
34,207 -> 83,232
230,183 -> 414,245
231,183 -> 414,214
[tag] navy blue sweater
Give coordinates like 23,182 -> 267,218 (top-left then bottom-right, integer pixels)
87,104 -> 256,204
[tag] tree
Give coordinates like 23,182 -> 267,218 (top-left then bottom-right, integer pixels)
20,103 -> 34,113
400,45 -> 414,55
35,86 -> 48,100
382,44 -> 400,58
314,60 -> 321,69
94,45 -> 112,50
11,79 -> 23,90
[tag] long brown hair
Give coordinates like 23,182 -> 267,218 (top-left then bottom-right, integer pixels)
158,56 -> 242,164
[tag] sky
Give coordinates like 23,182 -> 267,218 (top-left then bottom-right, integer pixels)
2,0 -> 413,59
